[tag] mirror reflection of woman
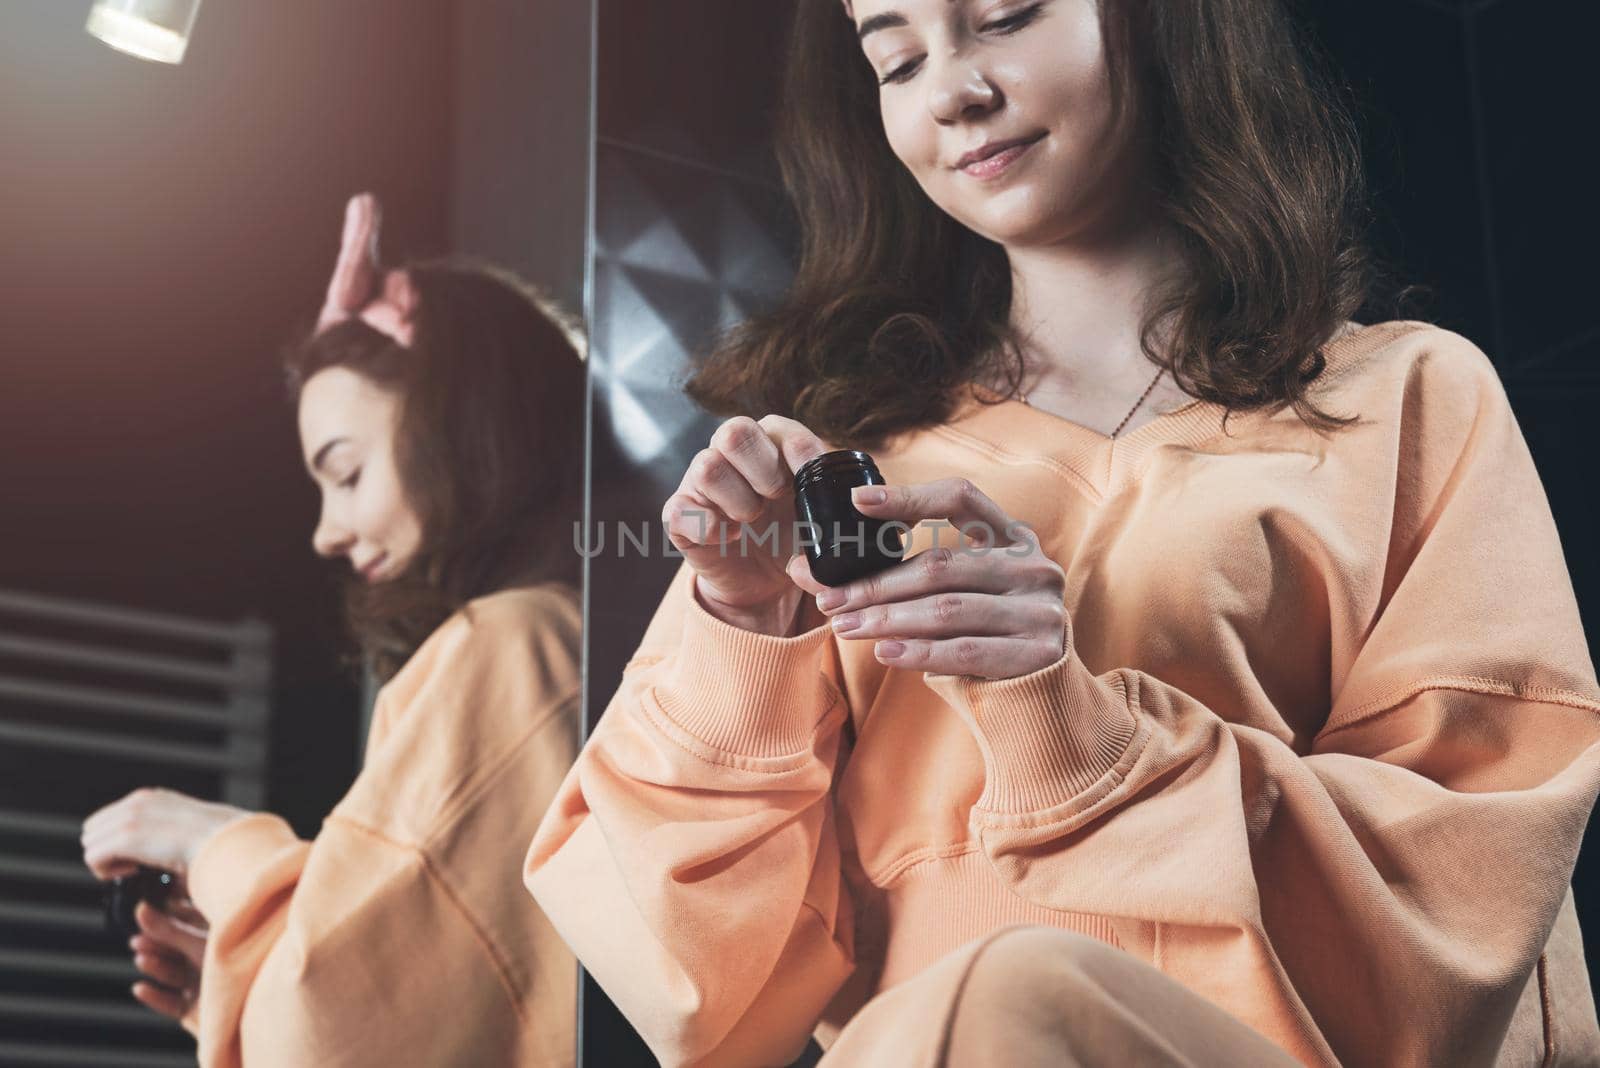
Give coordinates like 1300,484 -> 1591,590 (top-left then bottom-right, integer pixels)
528,1 -> 1600,1065
82,196 -> 584,1067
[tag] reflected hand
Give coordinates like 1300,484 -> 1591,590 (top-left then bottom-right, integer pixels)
791,477 -> 1068,679
81,788 -> 251,881
661,414 -> 829,636
314,192 -> 418,347
130,898 -> 207,1020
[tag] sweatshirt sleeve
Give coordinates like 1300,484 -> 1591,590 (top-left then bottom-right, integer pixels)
923,334 -> 1600,1067
185,814 -> 532,1068
525,562 -> 857,1068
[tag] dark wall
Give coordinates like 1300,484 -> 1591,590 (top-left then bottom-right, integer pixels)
451,0 -> 592,312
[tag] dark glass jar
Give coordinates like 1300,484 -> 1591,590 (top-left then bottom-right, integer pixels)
794,450 -> 905,587
103,866 -> 174,937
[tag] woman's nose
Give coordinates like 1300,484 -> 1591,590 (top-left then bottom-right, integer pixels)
926,60 -> 1003,125
312,508 -> 354,559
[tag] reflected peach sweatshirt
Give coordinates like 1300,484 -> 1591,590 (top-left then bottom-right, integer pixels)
185,585 -> 581,1067
527,322 -> 1600,1067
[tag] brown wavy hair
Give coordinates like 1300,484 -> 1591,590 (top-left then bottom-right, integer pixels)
688,0 -> 1383,446
285,261 -> 586,682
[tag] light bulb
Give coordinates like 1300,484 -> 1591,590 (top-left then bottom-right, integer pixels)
86,0 -> 203,65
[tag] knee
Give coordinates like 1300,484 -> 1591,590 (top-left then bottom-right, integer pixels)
938,928 -> 1127,1067
963,925 -> 1121,1001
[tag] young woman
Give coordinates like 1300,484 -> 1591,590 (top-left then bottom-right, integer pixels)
82,195 -> 585,1066
526,1 -> 1600,1066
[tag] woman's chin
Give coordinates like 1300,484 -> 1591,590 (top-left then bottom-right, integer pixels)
964,215 -> 1066,252
938,192 -> 1076,251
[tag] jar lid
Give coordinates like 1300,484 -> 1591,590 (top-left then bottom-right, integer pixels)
794,449 -> 878,491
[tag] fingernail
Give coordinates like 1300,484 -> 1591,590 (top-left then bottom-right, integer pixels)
816,589 -> 845,612
852,486 -> 886,506
831,613 -> 860,634
876,640 -> 905,660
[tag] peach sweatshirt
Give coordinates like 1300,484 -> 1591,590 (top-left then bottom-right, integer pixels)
527,321 -> 1600,1067
185,585 -> 581,1067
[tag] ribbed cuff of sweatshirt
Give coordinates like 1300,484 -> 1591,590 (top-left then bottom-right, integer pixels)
188,812 -> 308,926
651,574 -> 839,758
926,638 -> 1141,815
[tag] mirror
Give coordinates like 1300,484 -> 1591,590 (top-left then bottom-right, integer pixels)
0,2 -> 591,1064
576,1 -> 797,1063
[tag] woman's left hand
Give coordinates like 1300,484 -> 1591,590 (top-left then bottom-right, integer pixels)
81,789 -> 252,881
790,477 -> 1069,680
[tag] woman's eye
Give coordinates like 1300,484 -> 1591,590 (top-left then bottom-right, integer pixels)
339,470 -> 361,491
879,57 -> 924,86
982,3 -> 1043,35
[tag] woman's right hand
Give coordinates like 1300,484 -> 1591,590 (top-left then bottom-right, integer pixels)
662,415 -> 829,636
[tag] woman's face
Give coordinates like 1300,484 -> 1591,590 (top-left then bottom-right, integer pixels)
297,367 -> 423,583
854,0 -> 1137,248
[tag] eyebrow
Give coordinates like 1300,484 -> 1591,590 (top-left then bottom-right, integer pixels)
857,12 -> 908,40
310,437 -> 349,474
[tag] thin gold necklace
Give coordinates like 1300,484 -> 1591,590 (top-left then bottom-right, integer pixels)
1020,366 -> 1167,439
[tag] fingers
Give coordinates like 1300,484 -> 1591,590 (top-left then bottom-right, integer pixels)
82,789 -> 149,879
682,447 -> 766,526
664,415 -> 824,553
83,826 -> 143,879
131,940 -> 199,991
814,540 -> 1061,617
662,493 -> 744,550
136,901 -> 207,968
128,901 -> 203,1021
85,856 -> 140,881
165,894 -> 208,932
83,828 -> 142,880
850,478 -> 1031,548
873,635 -> 1064,679
317,193 -> 382,333
784,553 -> 822,596
81,788 -> 242,880
132,979 -> 192,1021
827,591 -> 1060,642
756,414 -> 829,475
710,417 -> 788,499
82,788 -> 142,839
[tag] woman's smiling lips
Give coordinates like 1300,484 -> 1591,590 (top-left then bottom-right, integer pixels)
356,553 -> 389,583
955,132 -> 1047,180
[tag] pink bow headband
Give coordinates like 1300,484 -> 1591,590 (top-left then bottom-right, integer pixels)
314,193 -> 417,348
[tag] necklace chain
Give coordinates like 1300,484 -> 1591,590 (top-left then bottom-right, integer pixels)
1020,366 -> 1167,439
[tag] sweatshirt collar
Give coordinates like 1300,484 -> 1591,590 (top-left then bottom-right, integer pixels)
932,320 -> 1407,499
